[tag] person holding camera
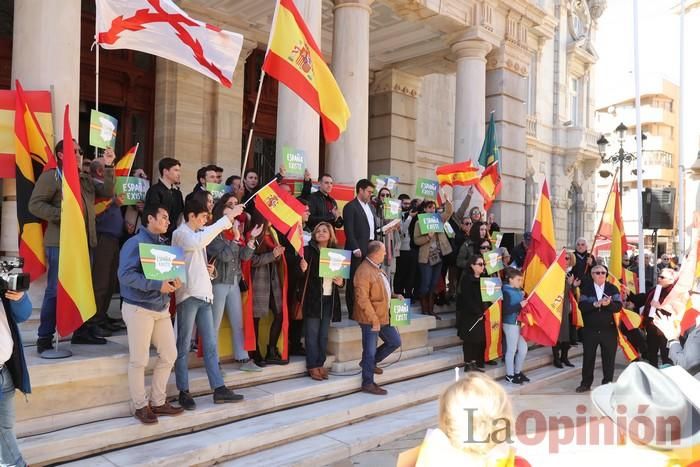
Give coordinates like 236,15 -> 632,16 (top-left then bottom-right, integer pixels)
575,264 -> 622,393
118,204 -> 185,425
0,289 -> 31,467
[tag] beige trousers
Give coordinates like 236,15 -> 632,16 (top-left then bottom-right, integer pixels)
122,302 -> 177,409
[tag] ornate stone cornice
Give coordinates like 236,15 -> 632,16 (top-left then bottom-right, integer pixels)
333,0 -> 375,14
486,41 -> 530,77
369,68 -> 422,97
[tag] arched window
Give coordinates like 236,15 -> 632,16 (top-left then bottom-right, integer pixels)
567,183 -> 584,246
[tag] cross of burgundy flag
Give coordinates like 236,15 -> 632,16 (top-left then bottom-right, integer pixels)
96,0 -> 244,87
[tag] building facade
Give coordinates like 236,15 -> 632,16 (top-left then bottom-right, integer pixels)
0,0 -> 607,258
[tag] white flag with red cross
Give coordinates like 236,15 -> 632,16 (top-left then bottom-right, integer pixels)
96,0 -> 243,87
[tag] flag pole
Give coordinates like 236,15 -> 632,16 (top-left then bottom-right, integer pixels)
240,71 -> 267,174
128,142 -> 140,175
589,168 -> 619,259
678,0 -> 686,256
94,10 -> 101,159
633,0 -> 646,293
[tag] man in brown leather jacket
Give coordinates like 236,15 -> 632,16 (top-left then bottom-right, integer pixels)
354,240 -> 402,395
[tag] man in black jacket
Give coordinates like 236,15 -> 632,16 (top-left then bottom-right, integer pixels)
343,179 -> 379,319
572,237 -> 596,283
576,264 -> 622,393
144,157 -> 184,241
304,173 -> 343,231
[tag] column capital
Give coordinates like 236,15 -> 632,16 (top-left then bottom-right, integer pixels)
486,42 -> 530,77
333,0 -> 374,14
369,68 -> 421,98
450,39 -> 492,61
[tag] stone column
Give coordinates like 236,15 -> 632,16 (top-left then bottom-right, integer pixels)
3,0 -> 81,304
368,69 -> 421,194
327,0 -> 374,185
275,0 -> 321,177
451,39 -> 491,202
485,43 -> 529,232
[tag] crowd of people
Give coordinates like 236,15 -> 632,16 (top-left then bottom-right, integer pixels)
1,139 -> 698,467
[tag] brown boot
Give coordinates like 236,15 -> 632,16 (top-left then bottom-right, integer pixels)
320,367 -> 329,379
151,402 -> 184,416
309,368 -> 323,381
134,405 -> 158,424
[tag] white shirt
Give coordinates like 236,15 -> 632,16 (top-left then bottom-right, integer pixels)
322,277 -> 333,296
0,308 -> 13,365
172,216 -> 232,304
359,200 -> 375,241
593,282 -> 606,302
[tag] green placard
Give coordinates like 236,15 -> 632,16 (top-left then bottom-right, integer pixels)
483,249 -> 505,275
383,175 -> 399,196
115,176 -> 149,205
319,248 -> 351,279
89,109 -> 118,149
415,178 -> 439,200
417,213 -> 444,234
494,232 -> 504,248
139,243 -> 187,283
371,175 -> 387,192
383,198 -> 401,220
282,146 -> 305,177
480,277 -> 503,302
390,299 -> 411,326
206,182 -> 227,200
443,222 -> 455,239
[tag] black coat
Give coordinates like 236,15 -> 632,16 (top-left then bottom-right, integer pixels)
578,281 -> 622,331
305,189 -> 343,230
342,198 -> 380,256
143,180 -> 184,240
456,274 -> 490,342
572,251 -> 596,282
302,241 -> 342,321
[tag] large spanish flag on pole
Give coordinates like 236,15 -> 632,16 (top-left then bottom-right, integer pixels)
114,144 -> 138,177
523,180 -> 557,294
56,106 -> 96,336
476,162 -> 501,210
435,160 -> 480,187
519,249 -> 567,346
254,180 -> 306,238
263,0 -> 350,142
483,300 -> 503,361
13,82 -> 57,281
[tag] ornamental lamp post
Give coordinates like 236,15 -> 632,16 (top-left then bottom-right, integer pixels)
597,122 -> 646,194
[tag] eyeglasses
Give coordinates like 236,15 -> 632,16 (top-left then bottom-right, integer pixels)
592,271 -> 606,275
380,193 -> 391,198
480,246 -> 490,250
474,262 -> 485,266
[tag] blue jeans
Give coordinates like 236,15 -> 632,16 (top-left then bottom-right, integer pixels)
359,324 -> 401,387
212,280 -> 248,361
175,297 -> 224,391
0,366 -> 25,467
38,246 -> 59,339
417,262 -> 442,297
305,296 -> 332,369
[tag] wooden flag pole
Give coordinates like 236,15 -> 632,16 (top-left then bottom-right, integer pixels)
93,9 -> 101,159
240,70 -> 267,175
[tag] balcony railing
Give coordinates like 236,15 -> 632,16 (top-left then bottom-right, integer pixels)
526,115 -> 537,137
643,150 -> 673,168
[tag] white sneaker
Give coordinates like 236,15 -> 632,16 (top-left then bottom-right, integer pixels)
240,360 -> 263,372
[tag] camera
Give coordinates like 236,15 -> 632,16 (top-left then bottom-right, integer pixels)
0,256 -> 30,293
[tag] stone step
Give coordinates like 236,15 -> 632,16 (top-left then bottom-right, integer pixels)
433,311 -> 456,330
62,349 -> 582,467
427,327 -> 461,350
226,359 -> 584,467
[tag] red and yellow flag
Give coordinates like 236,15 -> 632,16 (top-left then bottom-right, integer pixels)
56,106 -> 96,336
13,82 -> 57,281
476,162 -> 501,211
286,221 -> 304,256
523,180 -> 557,294
619,308 -> 642,330
255,181 -> 306,238
263,0 -> 350,142
613,312 -> 640,362
115,144 -> 138,177
568,290 -> 584,328
484,300 -> 503,361
94,197 -> 112,216
435,160 -> 480,187
519,249 -> 567,346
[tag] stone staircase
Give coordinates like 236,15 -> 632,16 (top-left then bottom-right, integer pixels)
15,302 -> 579,466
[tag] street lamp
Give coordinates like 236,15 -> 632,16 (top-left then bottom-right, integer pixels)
596,122 -> 646,193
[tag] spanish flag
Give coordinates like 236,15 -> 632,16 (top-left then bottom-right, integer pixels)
476,162 -> 501,210
613,312 -> 639,362
568,290 -> 584,328
286,221 -> 304,256
12,82 -> 56,281
255,181 -> 306,238
619,308 -> 642,330
94,197 -> 112,216
56,106 -> 96,336
523,180 -> 557,294
483,300 -> 503,361
519,249 -> 567,346
435,160 -> 480,187
263,0 -> 350,142
115,144 -> 138,177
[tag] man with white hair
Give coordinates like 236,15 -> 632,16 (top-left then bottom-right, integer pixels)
642,268 -> 678,367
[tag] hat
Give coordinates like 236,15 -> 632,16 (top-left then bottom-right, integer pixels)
592,362 -> 700,449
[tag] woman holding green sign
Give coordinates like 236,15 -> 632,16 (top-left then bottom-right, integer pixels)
301,222 -> 344,381
457,255 -> 490,371
412,200 -> 453,320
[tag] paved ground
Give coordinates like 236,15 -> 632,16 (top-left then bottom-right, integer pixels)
328,353 -> 685,467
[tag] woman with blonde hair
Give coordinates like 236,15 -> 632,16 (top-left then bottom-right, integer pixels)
399,372 -> 530,466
